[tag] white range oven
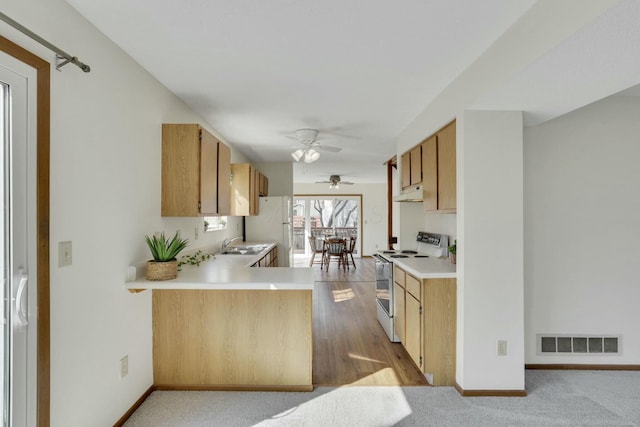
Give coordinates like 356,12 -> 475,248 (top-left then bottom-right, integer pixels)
373,231 -> 449,342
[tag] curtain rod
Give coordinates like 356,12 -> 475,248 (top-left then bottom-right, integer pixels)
0,11 -> 90,72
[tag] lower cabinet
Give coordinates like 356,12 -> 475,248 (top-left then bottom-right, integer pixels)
251,246 -> 278,267
405,292 -> 422,369
394,265 -> 456,386
422,278 -> 457,386
393,282 -> 405,342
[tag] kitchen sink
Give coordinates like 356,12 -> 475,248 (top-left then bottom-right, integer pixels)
220,249 -> 258,255
219,243 -> 268,255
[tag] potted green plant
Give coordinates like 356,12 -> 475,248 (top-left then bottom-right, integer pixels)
448,240 -> 457,265
144,232 -> 189,280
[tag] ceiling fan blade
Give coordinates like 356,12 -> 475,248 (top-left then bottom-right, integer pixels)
315,145 -> 341,152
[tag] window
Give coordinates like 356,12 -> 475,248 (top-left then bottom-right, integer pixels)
204,216 -> 227,232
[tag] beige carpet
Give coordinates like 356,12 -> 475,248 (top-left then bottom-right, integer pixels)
124,370 -> 640,426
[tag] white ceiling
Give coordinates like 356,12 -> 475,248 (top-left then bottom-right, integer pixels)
64,0 -> 639,183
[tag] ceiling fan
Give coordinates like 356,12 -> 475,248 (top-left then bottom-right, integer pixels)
290,129 -> 342,163
315,175 -> 354,190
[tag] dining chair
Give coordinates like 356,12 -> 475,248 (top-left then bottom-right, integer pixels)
308,235 -> 325,268
344,236 -> 357,269
323,238 -> 346,271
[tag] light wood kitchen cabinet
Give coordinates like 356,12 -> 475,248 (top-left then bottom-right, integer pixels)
393,282 -> 405,343
405,291 -> 422,369
258,172 -> 269,196
252,246 -> 278,267
410,145 -> 422,185
161,124 -> 231,216
394,265 -> 457,386
230,163 -> 262,216
401,152 -> 411,189
401,146 -> 423,189
423,277 -> 457,385
153,288 -> 312,390
422,120 -> 456,213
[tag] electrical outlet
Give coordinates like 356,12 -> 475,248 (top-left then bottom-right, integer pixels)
194,226 -> 199,240
120,355 -> 128,378
58,241 -> 72,267
497,340 -> 507,356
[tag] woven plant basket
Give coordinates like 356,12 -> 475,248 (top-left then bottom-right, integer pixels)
146,259 -> 178,281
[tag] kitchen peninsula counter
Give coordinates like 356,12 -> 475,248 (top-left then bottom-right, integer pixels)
127,243 -> 314,392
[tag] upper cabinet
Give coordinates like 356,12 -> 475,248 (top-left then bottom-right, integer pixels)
161,124 -> 231,217
422,120 -> 456,213
258,172 -> 268,197
401,146 -> 423,189
230,163 -> 268,216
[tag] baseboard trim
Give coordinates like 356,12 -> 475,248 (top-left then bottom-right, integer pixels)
113,385 -> 156,427
526,364 -> 640,371
454,382 -> 527,397
154,384 -> 314,392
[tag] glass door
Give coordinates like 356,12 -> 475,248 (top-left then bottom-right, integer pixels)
1,53 -> 37,427
293,196 -> 361,264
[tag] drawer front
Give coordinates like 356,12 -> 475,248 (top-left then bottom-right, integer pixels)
406,273 -> 421,300
394,265 -> 405,287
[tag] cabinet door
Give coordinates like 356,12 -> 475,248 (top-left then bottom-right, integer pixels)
406,273 -> 421,301
258,172 -> 269,197
217,141 -> 231,215
230,163 -> 251,216
410,145 -> 422,185
393,282 -> 405,343
401,152 -> 411,189
263,174 -> 269,196
250,167 -> 259,215
437,122 -> 456,211
394,265 -> 405,288
422,135 -> 437,212
161,124 -> 200,216
423,279 -> 457,386
199,129 -> 218,215
405,293 -> 422,369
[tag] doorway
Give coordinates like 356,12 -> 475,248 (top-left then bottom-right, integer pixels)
292,195 -> 362,266
1,50 -> 38,427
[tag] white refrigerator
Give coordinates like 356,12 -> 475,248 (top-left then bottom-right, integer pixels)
245,196 -> 293,267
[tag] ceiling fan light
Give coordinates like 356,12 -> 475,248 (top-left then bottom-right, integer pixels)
291,149 -> 304,162
304,149 -> 320,163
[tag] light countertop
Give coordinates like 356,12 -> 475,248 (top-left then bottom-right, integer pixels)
126,242 -> 314,291
391,256 -> 456,279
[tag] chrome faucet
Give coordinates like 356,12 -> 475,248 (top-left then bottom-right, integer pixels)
221,236 -> 242,252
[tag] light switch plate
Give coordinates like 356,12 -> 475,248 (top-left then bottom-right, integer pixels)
58,241 -> 72,267
497,340 -> 507,356
120,355 -> 128,378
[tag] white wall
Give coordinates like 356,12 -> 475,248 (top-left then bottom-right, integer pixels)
457,111 -> 525,390
293,183 -> 387,255
524,95 -> 640,364
254,161 -> 293,196
1,1 -> 247,425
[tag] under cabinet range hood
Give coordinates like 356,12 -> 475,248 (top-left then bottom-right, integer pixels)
393,184 -> 424,202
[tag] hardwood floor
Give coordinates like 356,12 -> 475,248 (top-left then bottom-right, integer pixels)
309,257 -> 428,386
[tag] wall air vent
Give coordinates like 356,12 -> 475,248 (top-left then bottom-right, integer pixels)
536,334 -> 622,355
